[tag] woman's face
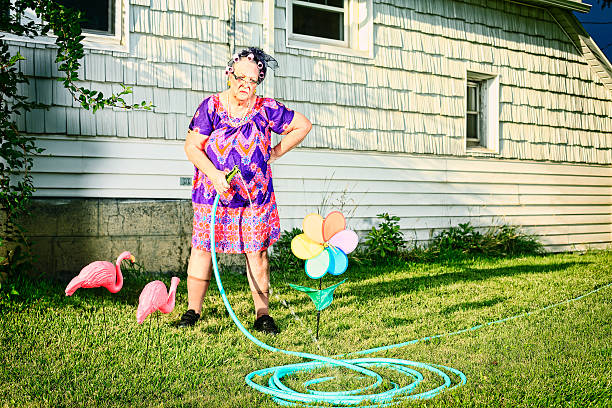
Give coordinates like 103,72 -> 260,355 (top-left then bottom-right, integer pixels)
229,59 -> 259,101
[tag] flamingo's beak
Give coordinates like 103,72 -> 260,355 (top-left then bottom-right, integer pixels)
130,255 -> 135,263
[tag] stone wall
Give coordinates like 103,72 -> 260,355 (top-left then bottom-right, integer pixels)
24,198 -> 245,277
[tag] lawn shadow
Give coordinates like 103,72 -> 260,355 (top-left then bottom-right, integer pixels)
332,260 -> 592,308
382,316 -> 418,328
440,296 -> 506,315
14,259 -> 592,326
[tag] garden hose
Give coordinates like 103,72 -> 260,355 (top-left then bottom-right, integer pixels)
210,170 -> 611,407
210,171 -> 465,407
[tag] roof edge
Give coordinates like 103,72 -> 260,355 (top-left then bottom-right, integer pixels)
549,8 -> 612,94
509,0 -> 592,12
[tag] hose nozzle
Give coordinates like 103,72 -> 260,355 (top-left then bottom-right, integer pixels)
226,165 -> 240,183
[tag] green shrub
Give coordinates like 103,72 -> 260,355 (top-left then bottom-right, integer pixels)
428,222 -> 484,257
482,224 -> 543,257
1,4 -> 153,282
363,213 -> 406,261
269,228 -> 304,277
426,222 -> 543,259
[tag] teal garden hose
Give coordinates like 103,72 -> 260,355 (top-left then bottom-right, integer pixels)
210,169 -> 465,407
209,168 -> 611,407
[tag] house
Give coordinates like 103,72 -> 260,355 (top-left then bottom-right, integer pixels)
4,0 -> 611,275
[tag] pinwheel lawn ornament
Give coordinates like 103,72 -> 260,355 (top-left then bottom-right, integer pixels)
290,212 -> 358,339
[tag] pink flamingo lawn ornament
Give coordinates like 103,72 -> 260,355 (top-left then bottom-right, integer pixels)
65,251 -> 135,296
137,277 -> 180,324
65,251 -> 135,339
136,277 -> 180,371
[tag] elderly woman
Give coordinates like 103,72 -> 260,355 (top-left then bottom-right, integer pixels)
179,47 -> 312,334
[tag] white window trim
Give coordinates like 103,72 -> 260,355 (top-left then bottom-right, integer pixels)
465,70 -> 500,155
1,0 -> 129,54
290,0 -> 349,48
286,0 -> 373,59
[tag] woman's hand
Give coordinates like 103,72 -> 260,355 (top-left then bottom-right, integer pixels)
184,130 -> 229,195
268,146 -> 280,165
210,169 -> 230,195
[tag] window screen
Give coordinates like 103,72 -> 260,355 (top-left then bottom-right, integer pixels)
56,0 -> 114,35
292,1 -> 345,41
466,81 -> 480,145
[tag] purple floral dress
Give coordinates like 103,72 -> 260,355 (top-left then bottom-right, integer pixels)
188,94 -> 295,253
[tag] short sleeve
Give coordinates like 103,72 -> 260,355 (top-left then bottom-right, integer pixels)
189,96 -> 214,135
264,99 -> 295,134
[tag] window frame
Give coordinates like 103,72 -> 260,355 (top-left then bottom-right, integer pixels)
289,0 -> 349,48
286,0 -> 373,59
466,80 -> 481,147
465,70 -> 500,154
2,0 -> 129,53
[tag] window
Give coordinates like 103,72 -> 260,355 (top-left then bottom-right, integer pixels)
55,1 -> 116,36
466,81 -> 481,148
292,0 -> 346,43
287,0 -> 373,58
3,0 -> 128,52
465,71 -> 500,153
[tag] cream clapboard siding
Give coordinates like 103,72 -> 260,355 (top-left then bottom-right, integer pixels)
273,0 -> 612,164
31,136 -> 612,252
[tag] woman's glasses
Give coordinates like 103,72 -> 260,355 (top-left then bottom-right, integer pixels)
231,73 -> 258,86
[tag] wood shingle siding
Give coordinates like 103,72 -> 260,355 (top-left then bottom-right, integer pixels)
272,0 -> 611,163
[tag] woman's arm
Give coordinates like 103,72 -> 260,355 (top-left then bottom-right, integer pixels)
184,130 -> 229,194
268,111 -> 312,164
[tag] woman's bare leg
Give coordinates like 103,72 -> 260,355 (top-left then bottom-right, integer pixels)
186,247 -> 213,314
245,250 -> 270,319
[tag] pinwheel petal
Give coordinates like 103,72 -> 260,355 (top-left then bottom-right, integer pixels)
323,211 -> 346,241
305,249 -> 332,279
328,229 -> 358,254
303,213 -> 325,244
291,234 -> 324,260
327,247 -> 348,276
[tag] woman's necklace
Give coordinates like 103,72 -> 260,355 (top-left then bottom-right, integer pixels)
226,93 -> 254,126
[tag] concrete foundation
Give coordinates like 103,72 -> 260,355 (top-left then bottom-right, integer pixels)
24,198 -> 247,277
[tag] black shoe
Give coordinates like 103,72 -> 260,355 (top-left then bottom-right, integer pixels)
253,315 -> 280,335
178,309 -> 200,327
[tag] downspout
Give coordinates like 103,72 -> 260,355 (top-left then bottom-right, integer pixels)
228,0 -> 236,55
262,0 -> 275,98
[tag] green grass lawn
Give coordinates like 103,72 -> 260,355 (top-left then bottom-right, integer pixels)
1,251 -> 611,407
